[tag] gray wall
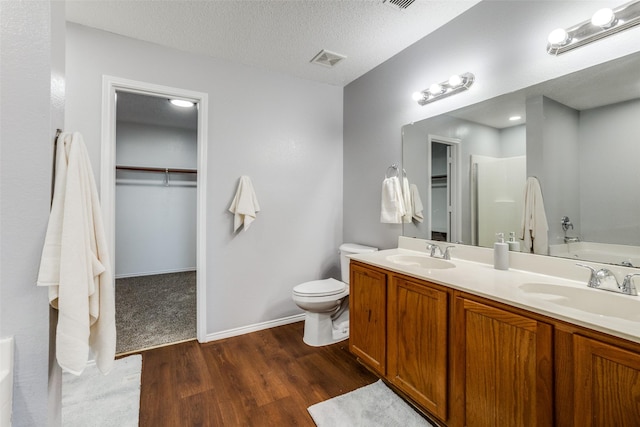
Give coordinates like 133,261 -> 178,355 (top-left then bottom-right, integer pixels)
500,125 -> 526,158
0,2 -> 65,426
344,0 -> 640,250
115,122 -> 197,277
579,99 -> 640,244
527,96 -> 581,246
65,23 -> 344,335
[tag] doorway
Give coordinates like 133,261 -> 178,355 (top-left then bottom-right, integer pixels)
427,135 -> 461,243
101,77 -> 208,350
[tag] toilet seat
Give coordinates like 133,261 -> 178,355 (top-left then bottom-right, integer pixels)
293,278 -> 346,297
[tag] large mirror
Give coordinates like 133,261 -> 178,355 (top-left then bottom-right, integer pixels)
402,51 -> 640,268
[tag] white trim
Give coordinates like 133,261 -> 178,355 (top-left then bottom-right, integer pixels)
203,314 -> 306,343
114,268 -> 197,280
428,135 -> 462,243
101,76 -> 208,343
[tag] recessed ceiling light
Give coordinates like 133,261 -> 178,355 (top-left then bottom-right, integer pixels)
509,115 -> 522,121
169,99 -> 195,108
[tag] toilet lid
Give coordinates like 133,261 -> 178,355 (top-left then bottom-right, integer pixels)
293,278 -> 346,297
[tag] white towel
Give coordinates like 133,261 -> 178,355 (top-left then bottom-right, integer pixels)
37,132 -> 116,376
401,177 -> 412,223
410,184 -> 424,223
519,176 -> 549,255
228,175 -> 260,231
380,176 -> 405,224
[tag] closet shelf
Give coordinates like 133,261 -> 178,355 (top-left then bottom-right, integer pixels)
116,165 -> 197,174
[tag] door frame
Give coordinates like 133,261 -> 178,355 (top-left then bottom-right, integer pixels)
101,75 -> 208,343
427,134 -> 461,243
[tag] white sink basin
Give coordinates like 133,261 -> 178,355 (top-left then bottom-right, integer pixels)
386,254 -> 455,270
518,282 -> 640,321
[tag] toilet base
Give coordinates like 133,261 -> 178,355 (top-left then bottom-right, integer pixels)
302,309 -> 349,347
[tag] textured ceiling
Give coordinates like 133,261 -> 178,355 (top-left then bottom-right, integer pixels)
65,0 -> 482,87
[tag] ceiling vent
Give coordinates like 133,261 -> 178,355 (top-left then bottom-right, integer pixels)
310,49 -> 346,68
383,0 -> 416,11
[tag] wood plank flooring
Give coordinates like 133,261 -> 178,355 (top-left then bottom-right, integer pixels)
137,321 -> 378,426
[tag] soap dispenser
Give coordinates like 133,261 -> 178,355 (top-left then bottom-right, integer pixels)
507,232 -> 521,252
494,232 -> 509,271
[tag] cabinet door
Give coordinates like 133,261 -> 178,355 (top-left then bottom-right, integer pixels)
388,276 -> 448,421
454,297 -> 553,427
573,335 -> 640,426
349,263 -> 387,375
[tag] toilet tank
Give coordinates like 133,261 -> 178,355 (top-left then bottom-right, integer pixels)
339,243 -> 378,284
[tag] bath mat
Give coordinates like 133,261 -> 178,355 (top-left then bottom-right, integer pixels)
308,380 -> 434,427
62,354 -> 141,427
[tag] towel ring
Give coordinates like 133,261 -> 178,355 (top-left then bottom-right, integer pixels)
385,164 -> 407,179
386,164 -> 399,178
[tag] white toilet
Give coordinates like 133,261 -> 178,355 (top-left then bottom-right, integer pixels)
292,243 -> 377,346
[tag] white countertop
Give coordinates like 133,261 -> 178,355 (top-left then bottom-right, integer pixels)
349,243 -> 640,345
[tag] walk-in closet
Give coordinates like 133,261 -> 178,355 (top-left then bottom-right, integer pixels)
114,91 -> 198,354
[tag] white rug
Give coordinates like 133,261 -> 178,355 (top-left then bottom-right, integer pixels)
308,380 -> 434,427
62,355 -> 142,427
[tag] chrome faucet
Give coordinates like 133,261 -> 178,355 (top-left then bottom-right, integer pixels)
576,263 -> 640,296
561,216 -> 573,231
562,216 -> 580,243
621,274 -> 640,295
426,243 -> 454,260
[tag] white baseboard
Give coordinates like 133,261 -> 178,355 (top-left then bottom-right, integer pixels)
115,267 -> 196,279
202,313 -> 305,343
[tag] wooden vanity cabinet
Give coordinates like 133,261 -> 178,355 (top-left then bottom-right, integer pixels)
349,261 -> 640,427
555,325 -> 640,426
573,335 -> 640,426
451,295 -> 553,427
349,262 -> 387,375
387,276 -> 449,421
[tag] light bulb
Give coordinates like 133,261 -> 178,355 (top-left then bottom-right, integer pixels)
548,28 -> 569,45
548,28 -> 570,45
448,74 -> 463,87
591,8 -> 616,27
412,91 -> 424,102
429,83 -> 443,95
169,99 -> 195,108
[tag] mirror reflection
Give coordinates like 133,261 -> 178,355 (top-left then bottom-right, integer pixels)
402,51 -> 640,268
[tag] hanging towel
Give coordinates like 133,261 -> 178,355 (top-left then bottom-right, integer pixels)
519,176 -> 549,255
228,175 -> 260,232
401,176 -> 413,223
37,132 -> 116,376
410,184 -> 424,223
380,176 -> 405,224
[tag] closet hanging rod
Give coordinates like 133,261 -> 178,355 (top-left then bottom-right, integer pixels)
115,165 -> 197,174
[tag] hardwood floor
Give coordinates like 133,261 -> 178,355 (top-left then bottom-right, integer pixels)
137,321 -> 378,426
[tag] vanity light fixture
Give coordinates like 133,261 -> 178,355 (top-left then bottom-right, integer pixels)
169,99 -> 195,108
547,0 -> 640,55
412,72 -> 475,106
509,115 -> 522,121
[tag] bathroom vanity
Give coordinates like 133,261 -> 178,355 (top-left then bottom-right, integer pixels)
349,237 -> 640,427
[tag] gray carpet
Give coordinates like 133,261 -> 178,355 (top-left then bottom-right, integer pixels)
308,380 -> 434,427
115,271 -> 196,354
62,355 -> 141,427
